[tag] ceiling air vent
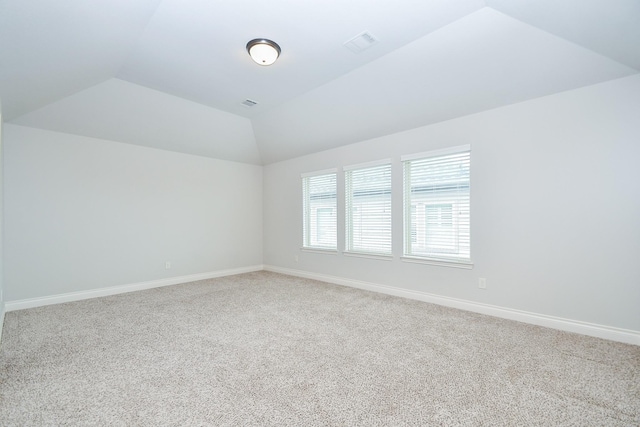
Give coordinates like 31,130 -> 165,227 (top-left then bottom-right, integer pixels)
241,99 -> 258,107
344,31 -> 379,53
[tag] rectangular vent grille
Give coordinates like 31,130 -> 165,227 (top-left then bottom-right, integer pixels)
344,31 -> 379,53
241,99 -> 258,107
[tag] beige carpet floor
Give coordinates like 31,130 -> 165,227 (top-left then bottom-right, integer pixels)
1,271 -> 638,426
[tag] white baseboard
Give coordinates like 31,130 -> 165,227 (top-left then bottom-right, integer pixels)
264,265 -> 640,346
5,264 -> 638,346
5,265 -> 264,312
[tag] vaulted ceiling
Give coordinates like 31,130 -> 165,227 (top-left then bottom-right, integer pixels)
1,0 -> 638,164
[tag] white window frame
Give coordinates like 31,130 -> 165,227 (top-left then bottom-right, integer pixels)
344,159 -> 393,257
302,169 -> 338,251
402,145 -> 472,268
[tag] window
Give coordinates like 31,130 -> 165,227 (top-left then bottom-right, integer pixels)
302,171 -> 337,249
345,161 -> 392,255
403,145 -> 470,264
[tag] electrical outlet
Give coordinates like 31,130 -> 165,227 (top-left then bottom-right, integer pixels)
478,278 -> 487,289
294,255 -> 299,263
165,261 -> 171,269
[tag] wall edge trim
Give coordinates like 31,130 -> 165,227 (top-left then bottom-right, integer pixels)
264,265 -> 640,346
0,302 -> 5,347
5,265 -> 264,312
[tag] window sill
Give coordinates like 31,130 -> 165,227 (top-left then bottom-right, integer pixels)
301,247 -> 338,255
344,251 -> 393,261
401,256 -> 473,269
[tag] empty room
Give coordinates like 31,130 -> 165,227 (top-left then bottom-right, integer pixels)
0,0 -> 639,425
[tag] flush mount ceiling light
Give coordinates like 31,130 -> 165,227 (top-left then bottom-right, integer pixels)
246,38 -> 281,66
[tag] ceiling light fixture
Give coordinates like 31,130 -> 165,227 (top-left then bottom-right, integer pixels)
246,38 -> 281,66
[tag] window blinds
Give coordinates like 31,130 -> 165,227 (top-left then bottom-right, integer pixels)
403,146 -> 470,263
345,162 -> 392,255
302,172 -> 337,249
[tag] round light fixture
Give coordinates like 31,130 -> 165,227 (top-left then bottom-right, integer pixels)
246,38 -> 281,66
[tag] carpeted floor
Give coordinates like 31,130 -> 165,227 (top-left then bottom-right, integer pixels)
1,271 -> 638,426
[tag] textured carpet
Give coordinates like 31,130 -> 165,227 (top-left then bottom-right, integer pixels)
1,271 -> 638,426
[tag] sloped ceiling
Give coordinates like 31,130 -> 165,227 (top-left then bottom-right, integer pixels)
1,0 -> 639,164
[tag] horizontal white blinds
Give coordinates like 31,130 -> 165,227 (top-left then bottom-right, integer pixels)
345,163 -> 392,255
303,172 -> 337,249
403,148 -> 470,262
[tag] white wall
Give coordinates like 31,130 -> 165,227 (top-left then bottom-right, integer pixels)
4,124 -> 263,301
263,75 -> 640,333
